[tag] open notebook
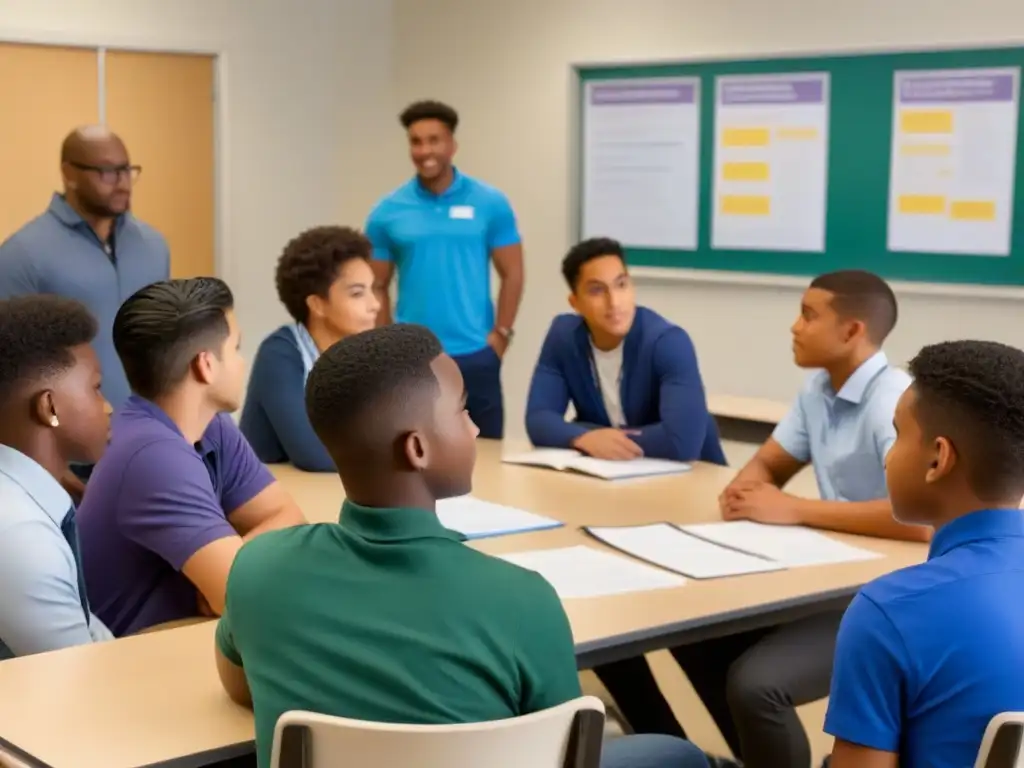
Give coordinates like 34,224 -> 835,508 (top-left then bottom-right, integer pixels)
586,521 -> 881,579
435,495 -> 562,540
502,448 -> 691,480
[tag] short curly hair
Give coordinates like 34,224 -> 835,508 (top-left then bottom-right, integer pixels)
0,295 -> 97,401
275,226 -> 372,324
399,100 -> 458,132
909,340 -> 1024,501
305,323 -> 442,456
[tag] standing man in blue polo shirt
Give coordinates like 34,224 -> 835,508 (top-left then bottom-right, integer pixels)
366,100 -> 524,438
826,340 -> 1024,768
0,125 -> 170,411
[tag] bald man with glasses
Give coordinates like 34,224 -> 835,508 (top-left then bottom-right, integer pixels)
0,126 -> 169,411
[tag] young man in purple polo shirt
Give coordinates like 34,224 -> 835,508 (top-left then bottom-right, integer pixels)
77,278 -> 306,636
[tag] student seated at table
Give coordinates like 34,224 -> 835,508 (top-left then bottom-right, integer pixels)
240,226 -> 380,471
0,296 -> 114,658
826,340 -> 1024,768
214,323 -> 710,768
525,237 -> 725,464
595,270 -> 925,768
77,278 -> 305,637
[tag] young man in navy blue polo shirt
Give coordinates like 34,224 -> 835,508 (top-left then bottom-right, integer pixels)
825,340 -> 1024,768
366,100 -> 524,439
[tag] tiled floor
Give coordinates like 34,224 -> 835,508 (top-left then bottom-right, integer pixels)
588,439 -> 831,765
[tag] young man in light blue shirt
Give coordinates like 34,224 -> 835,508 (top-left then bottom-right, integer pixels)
366,100 -> 524,439
0,296 -> 114,659
597,271 -> 926,768
826,340 -> 1024,768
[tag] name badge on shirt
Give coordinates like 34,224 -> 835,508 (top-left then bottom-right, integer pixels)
449,205 -> 475,220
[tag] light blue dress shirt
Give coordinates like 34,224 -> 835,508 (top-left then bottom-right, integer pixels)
0,445 -> 112,659
772,352 -> 911,501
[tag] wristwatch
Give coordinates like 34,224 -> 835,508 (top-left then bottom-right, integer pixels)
495,326 -> 515,342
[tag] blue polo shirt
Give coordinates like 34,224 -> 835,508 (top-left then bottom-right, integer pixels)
77,396 -> 274,636
365,170 -> 520,356
772,352 -> 911,501
0,194 -> 170,407
825,508 -> 1024,767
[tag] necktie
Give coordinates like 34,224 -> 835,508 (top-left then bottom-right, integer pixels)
61,507 -> 91,621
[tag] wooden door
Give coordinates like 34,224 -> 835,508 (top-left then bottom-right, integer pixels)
0,43 -> 99,242
105,51 -> 216,278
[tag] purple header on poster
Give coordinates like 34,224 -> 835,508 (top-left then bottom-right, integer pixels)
590,82 -> 696,106
898,73 -> 1016,103
720,76 -> 826,106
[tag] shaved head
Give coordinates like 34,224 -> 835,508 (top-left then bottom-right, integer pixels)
60,125 -> 135,218
61,125 -> 125,164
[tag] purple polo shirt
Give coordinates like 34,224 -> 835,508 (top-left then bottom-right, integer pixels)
77,396 -> 274,636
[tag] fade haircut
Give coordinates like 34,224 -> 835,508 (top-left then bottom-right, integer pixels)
113,278 -> 234,400
275,226 -> 372,324
399,100 -> 459,132
809,270 -> 898,345
0,295 -> 97,402
562,237 -> 626,290
305,324 -> 443,457
908,340 -> 1024,502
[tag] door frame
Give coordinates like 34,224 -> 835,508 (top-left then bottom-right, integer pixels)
0,29 -> 228,281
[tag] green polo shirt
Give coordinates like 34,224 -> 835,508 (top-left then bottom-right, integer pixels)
216,500 -> 582,768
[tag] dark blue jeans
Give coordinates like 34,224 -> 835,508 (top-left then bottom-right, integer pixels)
454,345 -> 504,439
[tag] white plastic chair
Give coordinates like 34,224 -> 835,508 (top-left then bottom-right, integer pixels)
975,712 -> 1024,768
270,696 -> 606,768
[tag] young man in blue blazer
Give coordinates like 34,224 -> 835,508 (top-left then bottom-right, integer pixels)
525,236 -> 725,464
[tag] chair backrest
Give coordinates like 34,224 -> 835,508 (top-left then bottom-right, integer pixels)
975,713 -> 1024,768
270,696 -> 606,768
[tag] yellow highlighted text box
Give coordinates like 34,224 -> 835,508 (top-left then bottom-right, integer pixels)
900,110 -> 954,134
722,127 -> 770,147
722,162 -> 770,182
898,195 -> 946,215
950,200 -> 996,221
720,195 -> 771,216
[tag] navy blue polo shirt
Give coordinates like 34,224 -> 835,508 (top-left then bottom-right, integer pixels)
365,169 -> 520,357
825,508 -> 1024,767
0,194 -> 170,407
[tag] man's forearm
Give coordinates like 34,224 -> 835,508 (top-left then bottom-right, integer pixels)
495,272 -> 524,330
732,457 -> 777,487
795,498 -> 932,542
241,506 -> 305,542
376,292 -> 393,326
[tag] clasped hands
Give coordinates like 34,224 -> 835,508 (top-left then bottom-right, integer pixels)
718,480 -> 803,525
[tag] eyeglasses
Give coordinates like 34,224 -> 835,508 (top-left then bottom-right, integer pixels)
69,162 -> 142,185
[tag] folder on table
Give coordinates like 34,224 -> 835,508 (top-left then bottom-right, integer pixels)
436,496 -> 562,540
585,523 -> 784,579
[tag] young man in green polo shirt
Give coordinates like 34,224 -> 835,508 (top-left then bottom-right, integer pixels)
214,323 -> 709,768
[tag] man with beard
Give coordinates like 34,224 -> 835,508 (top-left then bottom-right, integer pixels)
0,125 -> 170,412
366,101 -> 524,439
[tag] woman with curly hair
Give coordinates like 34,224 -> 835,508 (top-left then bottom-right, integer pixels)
240,226 -> 379,471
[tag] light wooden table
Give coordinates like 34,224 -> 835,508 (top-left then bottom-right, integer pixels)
0,441 -> 926,768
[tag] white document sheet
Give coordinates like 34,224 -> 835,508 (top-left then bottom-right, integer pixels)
586,523 -> 784,579
502,449 -> 690,481
500,545 -> 687,599
435,496 -> 562,540
680,521 -> 883,567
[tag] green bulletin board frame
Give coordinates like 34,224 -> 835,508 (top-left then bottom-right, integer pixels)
577,47 -> 1024,287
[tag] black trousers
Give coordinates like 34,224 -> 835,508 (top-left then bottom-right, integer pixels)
594,610 -> 843,768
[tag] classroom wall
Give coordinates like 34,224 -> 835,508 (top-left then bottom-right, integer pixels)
391,0 -> 1024,439
0,0 -> 398,360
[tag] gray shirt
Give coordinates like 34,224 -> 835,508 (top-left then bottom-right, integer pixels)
0,444 -> 112,660
0,194 -> 170,407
